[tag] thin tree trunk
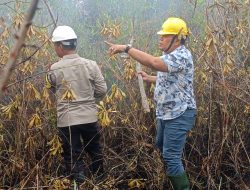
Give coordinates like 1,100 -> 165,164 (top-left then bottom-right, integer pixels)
0,0 -> 40,96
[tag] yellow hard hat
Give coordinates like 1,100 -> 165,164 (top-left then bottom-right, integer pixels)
157,17 -> 189,36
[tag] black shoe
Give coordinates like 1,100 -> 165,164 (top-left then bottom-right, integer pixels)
73,171 -> 85,184
70,180 -> 79,190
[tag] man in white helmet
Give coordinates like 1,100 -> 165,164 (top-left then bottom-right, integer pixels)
46,26 -> 107,184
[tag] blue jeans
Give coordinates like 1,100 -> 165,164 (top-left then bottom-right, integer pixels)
155,109 -> 196,176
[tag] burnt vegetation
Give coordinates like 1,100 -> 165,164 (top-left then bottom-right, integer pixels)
0,0 -> 249,189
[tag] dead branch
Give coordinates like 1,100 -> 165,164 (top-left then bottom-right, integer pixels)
136,62 -> 150,113
0,0 -> 40,96
43,0 -> 57,28
129,21 -> 150,113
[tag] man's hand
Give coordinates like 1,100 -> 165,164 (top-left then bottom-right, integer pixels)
138,71 -> 157,83
105,41 -> 167,72
104,41 -> 126,56
137,71 -> 149,82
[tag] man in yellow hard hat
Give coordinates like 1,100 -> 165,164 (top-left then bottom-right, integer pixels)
105,17 -> 196,190
46,26 -> 107,184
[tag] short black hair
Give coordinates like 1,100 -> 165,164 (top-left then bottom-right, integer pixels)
56,39 -> 77,50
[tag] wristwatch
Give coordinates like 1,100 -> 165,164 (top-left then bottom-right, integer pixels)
124,44 -> 132,53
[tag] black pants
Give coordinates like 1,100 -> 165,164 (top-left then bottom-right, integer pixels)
58,122 -> 103,177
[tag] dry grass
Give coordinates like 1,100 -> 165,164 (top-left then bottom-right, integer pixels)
0,0 -> 249,189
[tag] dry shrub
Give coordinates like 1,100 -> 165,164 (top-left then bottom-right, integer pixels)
188,0 -> 250,189
0,0 -> 249,190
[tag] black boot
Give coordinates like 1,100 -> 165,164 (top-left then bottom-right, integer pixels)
72,162 -> 85,184
65,162 -> 85,183
72,171 -> 85,183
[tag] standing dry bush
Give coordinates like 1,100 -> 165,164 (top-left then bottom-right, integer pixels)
188,0 -> 250,189
0,0 -> 249,190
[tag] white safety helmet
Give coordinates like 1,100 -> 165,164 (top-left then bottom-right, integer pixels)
52,25 -> 77,42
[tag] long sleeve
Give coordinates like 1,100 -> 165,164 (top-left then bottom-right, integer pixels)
93,63 -> 107,99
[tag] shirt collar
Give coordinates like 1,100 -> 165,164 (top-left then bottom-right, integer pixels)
62,54 -> 80,59
163,45 -> 184,55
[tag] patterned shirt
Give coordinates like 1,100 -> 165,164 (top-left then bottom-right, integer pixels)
154,45 -> 196,120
